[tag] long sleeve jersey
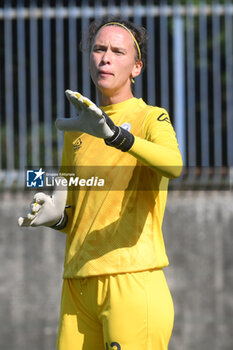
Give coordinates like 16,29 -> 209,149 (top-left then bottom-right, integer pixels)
59,97 -> 183,278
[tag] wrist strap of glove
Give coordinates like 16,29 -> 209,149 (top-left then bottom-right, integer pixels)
104,127 -> 135,152
102,110 -> 134,152
50,209 -> 68,231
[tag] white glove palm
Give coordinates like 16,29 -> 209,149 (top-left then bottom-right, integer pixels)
55,90 -> 114,138
56,90 -> 135,152
18,177 -> 67,227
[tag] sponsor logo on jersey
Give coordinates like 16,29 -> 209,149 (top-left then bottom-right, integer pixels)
26,168 -> 45,187
157,113 -> 171,123
120,122 -> 132,131
106,341 -> 121,349
73,137 -> 82,151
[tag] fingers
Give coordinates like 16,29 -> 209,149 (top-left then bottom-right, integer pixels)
33,192 -> 47,205
18,211 -> 37,227
18,178 -> 67,228
30,201 -> 42,216
65,89 -> 102,117
18,197 -> 43,227
18,216 -> 32,227
88,103 -> 103,116
65,90 -> 83,112
65,89 -> 82,101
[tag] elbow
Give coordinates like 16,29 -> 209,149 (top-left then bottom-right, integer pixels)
169,155 -> 183,179
168,164 -> 183,179
165,154 -> 183,179
150,163 -> 183,179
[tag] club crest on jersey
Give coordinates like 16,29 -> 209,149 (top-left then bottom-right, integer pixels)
73,137 -> 82,151
120,122 -> 132,132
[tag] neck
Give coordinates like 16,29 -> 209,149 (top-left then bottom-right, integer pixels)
97,89 -> 134,106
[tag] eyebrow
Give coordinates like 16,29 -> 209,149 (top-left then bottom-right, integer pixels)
93,43 -> 127,53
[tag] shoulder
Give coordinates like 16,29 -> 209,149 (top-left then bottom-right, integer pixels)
134,98 -> 171,123
139,104 -> 177,143
141,104 -> 173,134
143,105 -> 171,124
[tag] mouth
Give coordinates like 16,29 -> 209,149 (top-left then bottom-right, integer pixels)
98,71 -> 114,77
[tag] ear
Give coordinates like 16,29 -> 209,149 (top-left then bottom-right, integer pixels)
132,60 -> 143,79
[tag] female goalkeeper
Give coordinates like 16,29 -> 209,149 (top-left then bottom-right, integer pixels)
19,18 -> 183,350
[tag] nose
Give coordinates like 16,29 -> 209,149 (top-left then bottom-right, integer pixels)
101,48 -> 112,64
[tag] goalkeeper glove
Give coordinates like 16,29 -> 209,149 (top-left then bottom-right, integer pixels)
18,177 -> 68,229
55,90 -> 134,152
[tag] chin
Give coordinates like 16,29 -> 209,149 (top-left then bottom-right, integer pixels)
97,82 -> 115,94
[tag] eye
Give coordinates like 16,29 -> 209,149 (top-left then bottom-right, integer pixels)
114,49 -> 125,55
93,46 -> 105,53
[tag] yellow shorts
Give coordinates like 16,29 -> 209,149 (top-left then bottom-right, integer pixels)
57,269 -> 174,350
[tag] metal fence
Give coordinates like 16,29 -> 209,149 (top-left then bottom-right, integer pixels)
0,0 -> 232,189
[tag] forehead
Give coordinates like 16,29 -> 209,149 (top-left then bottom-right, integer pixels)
93,25 -> 135,49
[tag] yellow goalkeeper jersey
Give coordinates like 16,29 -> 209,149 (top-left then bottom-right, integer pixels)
60,97 -> 182,278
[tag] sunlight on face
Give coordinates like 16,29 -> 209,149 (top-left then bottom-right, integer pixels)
90,25 -> 142,101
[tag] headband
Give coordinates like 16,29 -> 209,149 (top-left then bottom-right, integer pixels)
100,22 -> 142,60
